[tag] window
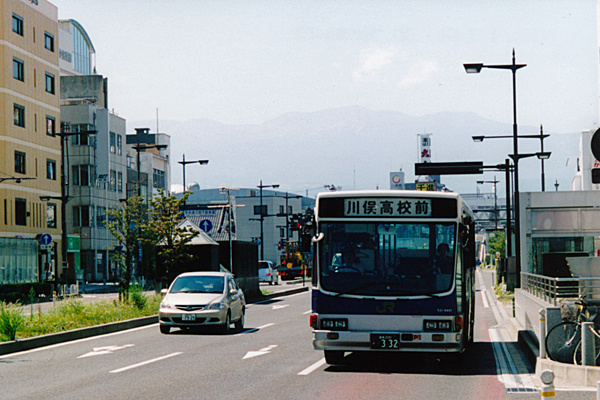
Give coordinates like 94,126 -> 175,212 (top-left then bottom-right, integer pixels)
46,116 -> 55,136
45,73 -> 55,94
15,198 -> 26,226
117,134 -> 122,155
153,169 -> 165,189
110,170 -> 116,192
44,32 -> 54,52
71,165 -> 95,186
47,159 -> 56,180
14,151 -> 26,174
13,58 -> 24,81
46,203 -> 56,228
96,206 -> 106,228
73,206 -> 91,227
14,104 -> 25,127
280,227 -> 285,238
117,172 -> 123,193
12,14 -> 23,36
279,205 -> 284,214
110,132 -> 116,154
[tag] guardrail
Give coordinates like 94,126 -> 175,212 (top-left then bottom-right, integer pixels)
521,272 -> 600,305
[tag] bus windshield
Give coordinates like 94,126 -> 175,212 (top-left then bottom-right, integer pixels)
319,222 -> 456,296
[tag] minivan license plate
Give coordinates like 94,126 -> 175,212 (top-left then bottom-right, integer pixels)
182,314 -> 196,321
370,334 -> 400,350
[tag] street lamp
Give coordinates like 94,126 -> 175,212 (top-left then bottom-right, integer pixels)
131,141 -> 168,281
41,123 -> 96,295
257,180 -> 279,260
477,177 -> 499,230
132,142 -> 168,197
472,124 -> 550,191
464,49 -> 526,286
178,154 -> 209,205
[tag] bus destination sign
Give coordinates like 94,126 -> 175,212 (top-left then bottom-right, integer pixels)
344,198 -> 432,217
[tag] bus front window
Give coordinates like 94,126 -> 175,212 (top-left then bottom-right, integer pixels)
319,222 -> 456,296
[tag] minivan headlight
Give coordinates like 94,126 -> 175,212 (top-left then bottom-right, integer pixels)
208,302 -> 225,310
160,301 -> 172,310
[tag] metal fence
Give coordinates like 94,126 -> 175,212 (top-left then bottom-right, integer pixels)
521,272 -> 600,305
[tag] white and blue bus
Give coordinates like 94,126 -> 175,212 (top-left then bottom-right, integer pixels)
310,190 -> 476,365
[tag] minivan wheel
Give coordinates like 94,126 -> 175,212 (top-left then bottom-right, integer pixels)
159,325 -> 170,334
221,312 -> 231,333
235,310 -> 245,330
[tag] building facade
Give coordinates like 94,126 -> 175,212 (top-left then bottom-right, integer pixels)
0,0 -> 62,284
59,20 -> 127,283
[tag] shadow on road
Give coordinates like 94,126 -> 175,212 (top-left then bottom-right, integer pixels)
324,341 -> 523,376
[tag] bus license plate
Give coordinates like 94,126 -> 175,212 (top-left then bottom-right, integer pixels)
370,334 -> 400,350
182,314 -> 196,321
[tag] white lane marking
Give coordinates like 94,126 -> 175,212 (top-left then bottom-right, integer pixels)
234,323 -> 275,335
0,324 -> 157,360
298,358 -> 327,375
481,289 -> 489,308
243,345 -> 278,359
302,310 -> 312,315
109,352 -> 182,373
273,304 -> 289,310
78,344 -> 135,358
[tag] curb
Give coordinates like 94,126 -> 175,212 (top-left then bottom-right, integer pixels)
0,286 -> 310,357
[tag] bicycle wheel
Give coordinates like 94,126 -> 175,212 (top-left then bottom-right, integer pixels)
546,321 -> 580,363
573,329 -> 600,365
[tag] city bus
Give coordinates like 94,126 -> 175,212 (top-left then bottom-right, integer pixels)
309,190 -> 476,365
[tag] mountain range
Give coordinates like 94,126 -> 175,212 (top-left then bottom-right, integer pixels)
130,106 -> 582,197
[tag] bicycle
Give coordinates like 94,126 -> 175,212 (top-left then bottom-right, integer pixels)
545,296 -> 600,365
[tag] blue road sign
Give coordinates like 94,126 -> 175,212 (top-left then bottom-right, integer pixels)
199,219 -> 213,233
40,233 -> 52,245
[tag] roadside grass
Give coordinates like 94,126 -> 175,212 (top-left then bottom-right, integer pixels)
493,283 -> 514,305
0,293 -> 162,342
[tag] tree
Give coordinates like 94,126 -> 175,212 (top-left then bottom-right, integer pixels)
487,230 -> 506,259
105,196 -> 144,300
144,189 -> 199,287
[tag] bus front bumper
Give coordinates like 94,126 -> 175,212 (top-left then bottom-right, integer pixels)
312,330 -> 463,353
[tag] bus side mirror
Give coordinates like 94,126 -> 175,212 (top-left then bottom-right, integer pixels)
312,233 -> 325,242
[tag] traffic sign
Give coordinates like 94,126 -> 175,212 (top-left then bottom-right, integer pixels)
40,233 -> 52,245
199,219 -> 213,233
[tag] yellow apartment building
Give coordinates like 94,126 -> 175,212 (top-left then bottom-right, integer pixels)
0,0 -> 61,285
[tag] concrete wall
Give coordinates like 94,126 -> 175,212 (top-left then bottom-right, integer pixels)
515,288 -> 556,340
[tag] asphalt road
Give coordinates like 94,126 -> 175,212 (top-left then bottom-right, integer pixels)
1,274 -> 596,400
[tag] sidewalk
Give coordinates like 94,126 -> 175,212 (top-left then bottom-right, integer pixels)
479,268 -> 599,396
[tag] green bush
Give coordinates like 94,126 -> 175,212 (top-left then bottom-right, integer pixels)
0,302 -> 24,340
0,283 -> 52,303
129,284 -> 147,310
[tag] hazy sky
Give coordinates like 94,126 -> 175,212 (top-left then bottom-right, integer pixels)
50,0 -> 598,135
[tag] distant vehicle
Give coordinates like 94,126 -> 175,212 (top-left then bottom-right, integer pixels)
278,241 -> 311,281
258,260 -> 278,285
159,271 -> 245,334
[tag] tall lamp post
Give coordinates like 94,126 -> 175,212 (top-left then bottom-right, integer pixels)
131,141 -> 168,281
477,176 -> 499,230
41,124 -> 96,294
257,180 -> 279,260
178,154 -> 209,204
472,124 -> 550,191
464,49 -> 526,285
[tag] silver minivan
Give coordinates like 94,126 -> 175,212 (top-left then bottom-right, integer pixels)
159,271 -> 245,334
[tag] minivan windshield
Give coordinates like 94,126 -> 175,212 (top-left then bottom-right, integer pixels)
319,222 -> 456,296
170,276 -> 225,294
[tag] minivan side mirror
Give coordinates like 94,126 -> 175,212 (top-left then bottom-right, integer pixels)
161,288 -> 168,295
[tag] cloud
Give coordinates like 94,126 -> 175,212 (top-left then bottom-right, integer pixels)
352,47 -> 398,83
397,59 -> 439,88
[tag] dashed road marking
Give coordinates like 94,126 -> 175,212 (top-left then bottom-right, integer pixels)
298,358 -> 327,375
109,352 -> 182,373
